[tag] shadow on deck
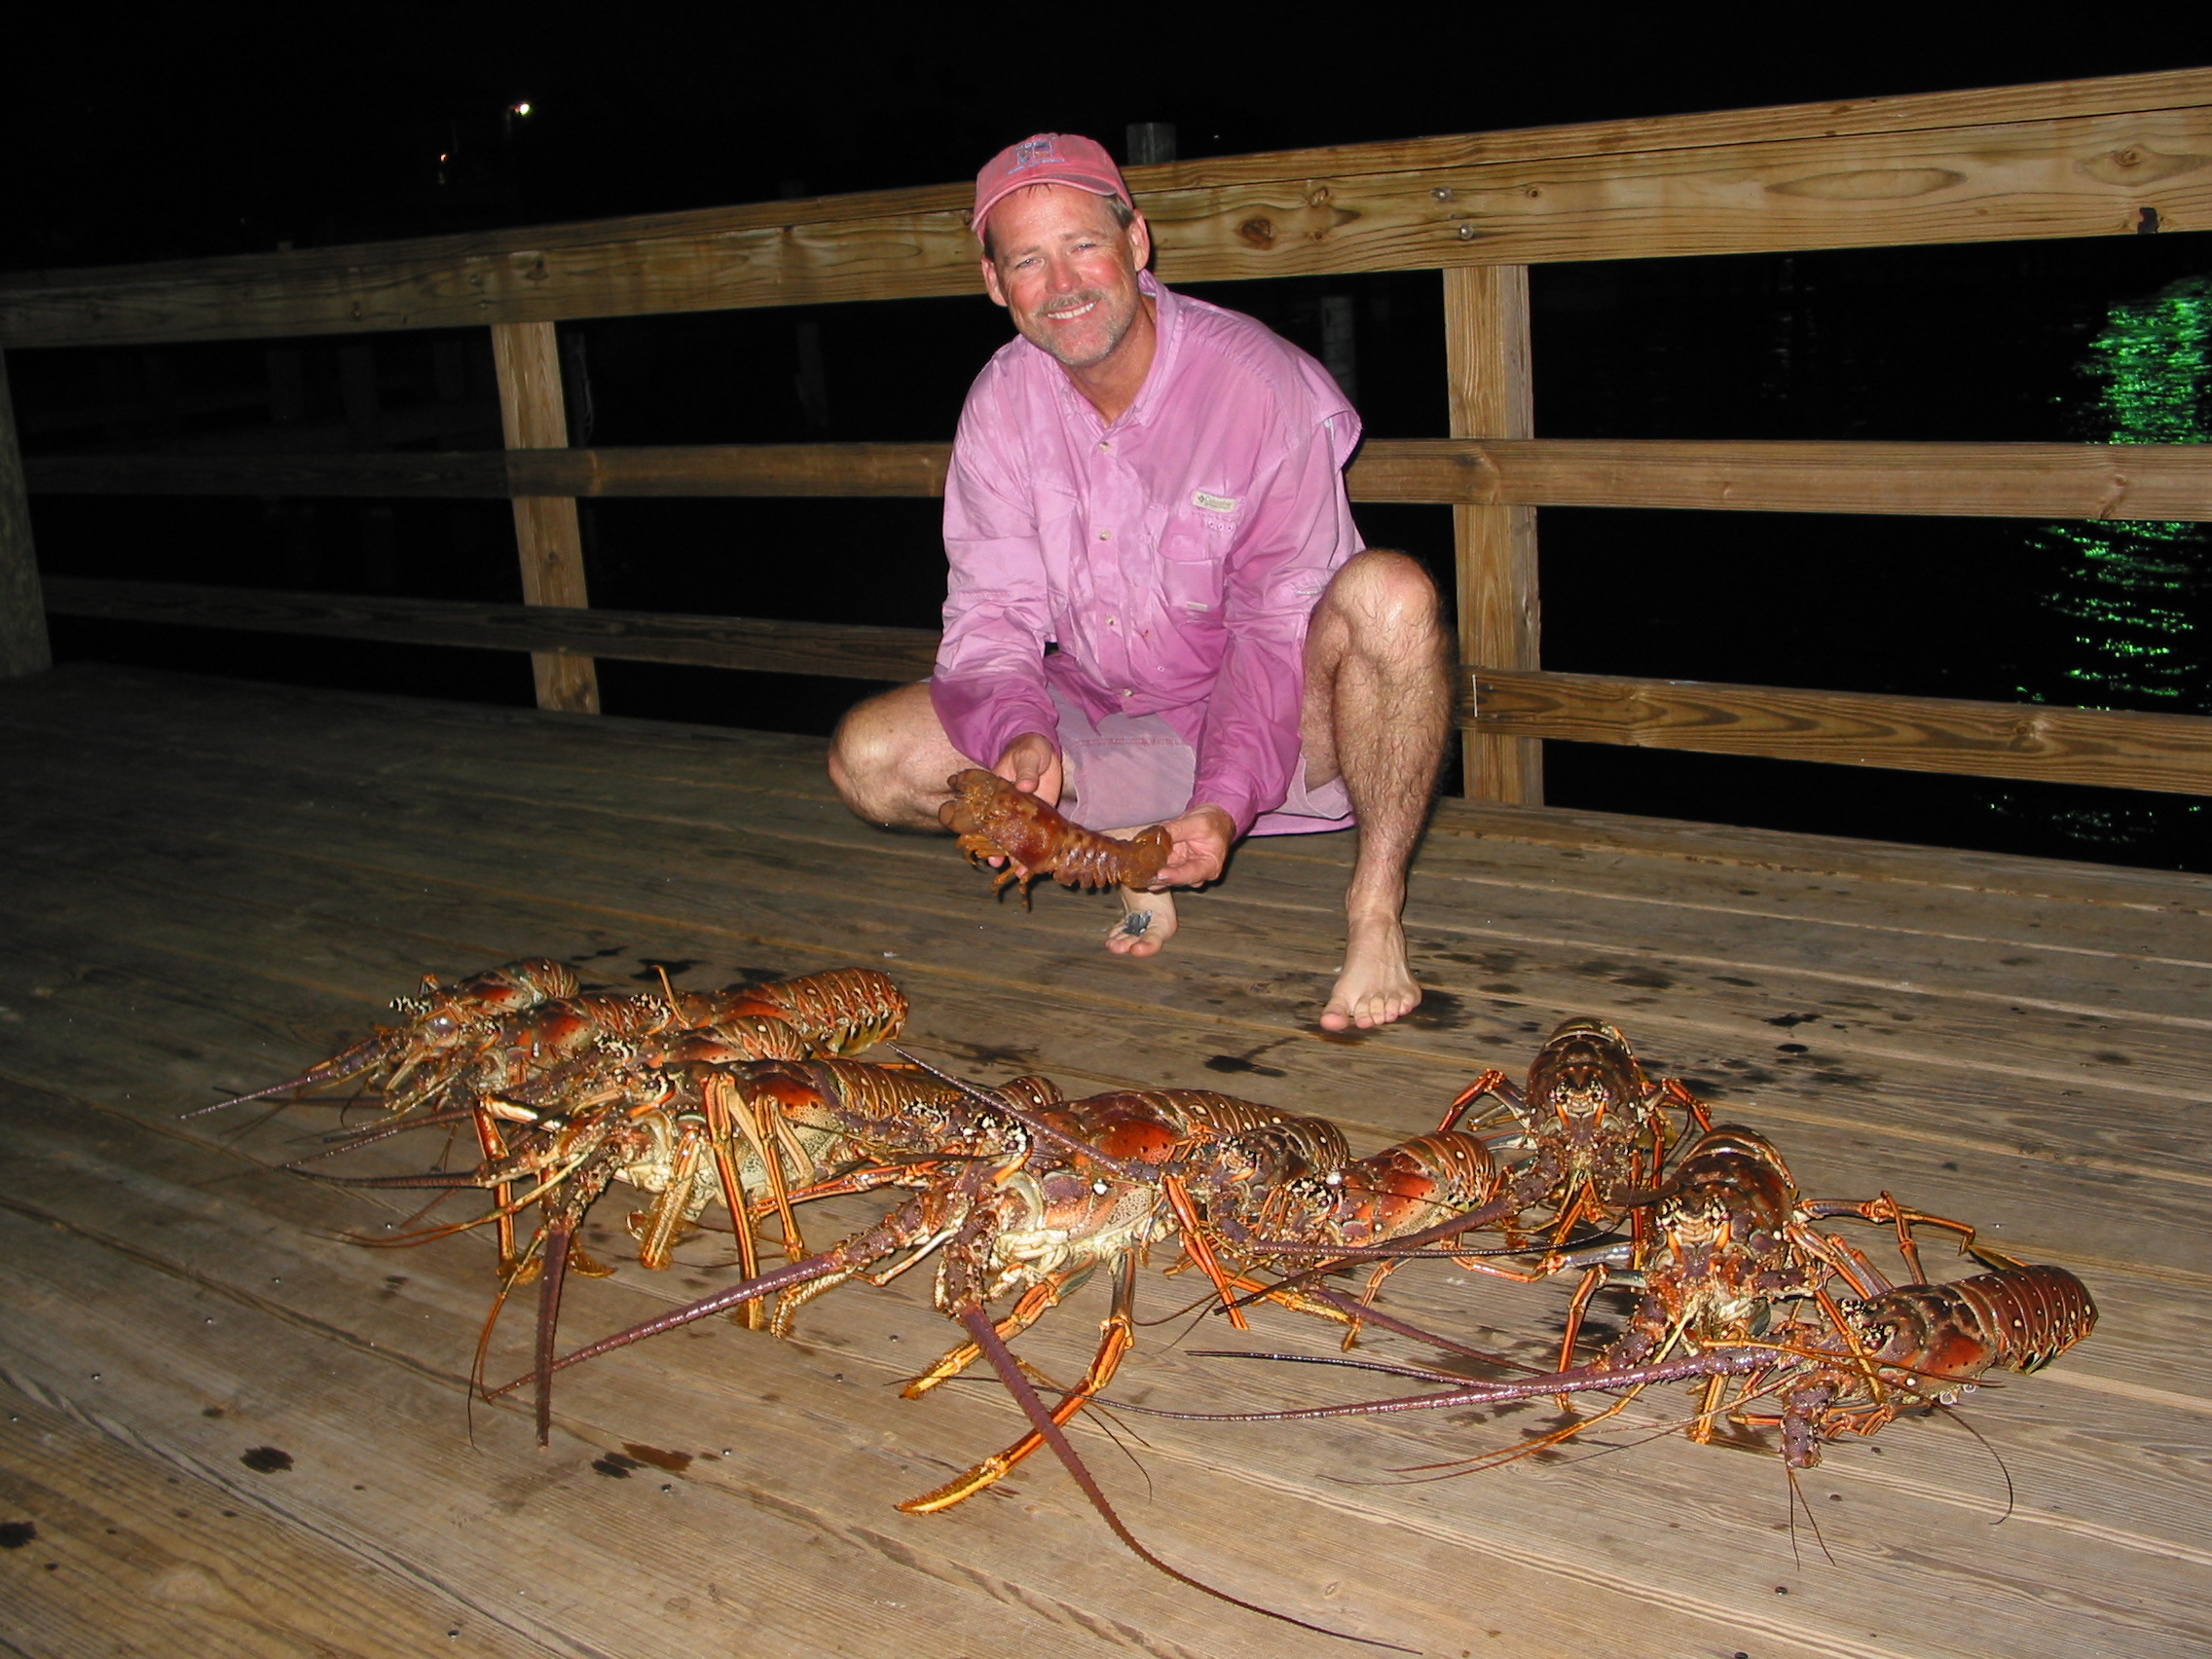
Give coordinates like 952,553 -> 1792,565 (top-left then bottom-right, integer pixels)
0,664 -> 2206,1659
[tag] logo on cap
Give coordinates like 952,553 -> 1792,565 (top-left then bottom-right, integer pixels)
1011,136 -> 1060,170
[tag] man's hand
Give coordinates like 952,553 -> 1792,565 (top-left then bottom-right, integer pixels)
1146,804 -> 1236,890
992,732 -> 1063,808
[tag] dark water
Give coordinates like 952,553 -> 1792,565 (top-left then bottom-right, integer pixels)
21,231 -> 2212,871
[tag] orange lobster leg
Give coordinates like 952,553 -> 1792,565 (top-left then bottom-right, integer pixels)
899,1261 -> 1138,1514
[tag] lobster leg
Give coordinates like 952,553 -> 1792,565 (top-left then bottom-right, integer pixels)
900,1258 -> 1137,1513
627,1124 -> 706,1272
940,1303 -> 1400,1649
471,1105 -> 524,1277
1555,1263 -> 1613,1399
900,1271 -> 1084,1400
1437,1071 -> 1516,1133
700,1084 -> 766,1330
720,1078 -> 809,1262
1161,1173 -> 1248,1330
1800,1193 -> 1979,1284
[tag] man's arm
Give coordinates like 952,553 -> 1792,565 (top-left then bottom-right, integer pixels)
1185,412 -> 1363,841
931,395 -> 1063,801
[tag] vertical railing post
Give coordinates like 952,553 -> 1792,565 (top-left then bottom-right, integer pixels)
0,351 -> 53,679
1444,265 -> 1540,804
492,320 -> 600,714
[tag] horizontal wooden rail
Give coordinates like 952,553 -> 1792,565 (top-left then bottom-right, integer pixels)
27,440 -> 2212,520
41,575 -> 939,682
3,68 -> 2204,347
1469,667 -> 2212,795
46,575 -> 2212,794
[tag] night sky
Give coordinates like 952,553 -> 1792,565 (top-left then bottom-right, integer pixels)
8,12 -> 2212,869
8,14 -> 2207,268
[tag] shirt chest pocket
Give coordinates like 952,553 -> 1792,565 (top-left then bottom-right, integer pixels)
1153,504 -> 1238,617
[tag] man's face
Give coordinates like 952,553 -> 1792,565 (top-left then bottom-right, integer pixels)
979,183 -> 1152,373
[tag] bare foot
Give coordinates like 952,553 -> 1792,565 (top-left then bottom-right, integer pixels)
1105,887 -> 1178,959
1319,911 -> 1421,1031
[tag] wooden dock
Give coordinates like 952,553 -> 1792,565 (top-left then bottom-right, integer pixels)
1,662 -> 2207,1659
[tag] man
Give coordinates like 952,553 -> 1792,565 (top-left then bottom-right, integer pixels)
829,132 -> 1450,1031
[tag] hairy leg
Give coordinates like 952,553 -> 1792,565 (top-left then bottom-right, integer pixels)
827,681 -> 974,830
1301,550 -> 1451,1031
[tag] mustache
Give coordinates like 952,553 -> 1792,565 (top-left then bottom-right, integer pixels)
1038,290 -> 1107,317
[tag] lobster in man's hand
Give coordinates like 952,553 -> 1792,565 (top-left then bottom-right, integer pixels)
940,768 -> 1171,903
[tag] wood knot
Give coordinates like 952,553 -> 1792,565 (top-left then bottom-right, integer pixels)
1236,218 -> 1276,249
1308,186 -> 1332,207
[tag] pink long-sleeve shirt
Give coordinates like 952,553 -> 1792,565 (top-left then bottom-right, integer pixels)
931,273 -> 1363,837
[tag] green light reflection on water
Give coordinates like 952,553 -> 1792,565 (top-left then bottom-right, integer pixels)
2009,275 -> 2210,854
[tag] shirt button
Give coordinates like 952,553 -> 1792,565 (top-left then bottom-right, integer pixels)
1097,530 -> 1111,541
1097,441 -> 1111,453
1121,688 -> 1134,698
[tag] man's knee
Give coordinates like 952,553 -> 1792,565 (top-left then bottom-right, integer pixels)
1323,549 -> 1444,643
829,685 -> 922,817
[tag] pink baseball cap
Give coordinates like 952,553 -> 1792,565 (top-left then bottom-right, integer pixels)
972,133 -> 1133,242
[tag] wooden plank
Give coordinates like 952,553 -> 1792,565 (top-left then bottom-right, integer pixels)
0,352 -> 50,678
39,576 -> 940,682
0,1145 -> 1189,1659
10,774 -> 2210,1253
1445,267 -> 1540,804
3,77 -> 2207,347
23,450 -> 512,498
24,438 -> 2212,523
43,574 -> 2212,800
11,660 -> 2207,920
6,715 -> 2208,1232
2,919 -> 2206,1659
1471,666 -> 2212,796
0,1391 -> 548,1659
511,442 -> 955,499
1352,437 -> 2212,521
491,321 -> 597,715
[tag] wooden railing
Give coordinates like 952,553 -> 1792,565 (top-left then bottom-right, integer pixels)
3,65 -> 2209,809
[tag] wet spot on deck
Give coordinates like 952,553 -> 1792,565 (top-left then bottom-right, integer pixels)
1765,1012 -> 1820,1027
593,1454 -> 644,1479
240,1447 -> 293,1473
2093,1051 -> 2133,1065
1204,1052 -> 1286,1078
940,1040 -> 1040,1071
633,958 -> 704,982
201,1406 -> 224,1418
1401,990 -> 1469,1031
1611,969 -> 1673,990
1712,976 -> 1758,986
722,967 -> 791,988
622,1443 -> 693,1473
0,1522 -> 35,1549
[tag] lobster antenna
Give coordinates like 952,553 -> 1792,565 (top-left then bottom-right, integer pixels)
952,1306 -> 1416,1651
1935,1400 -> 2016,1524
884,1045 -> 1159,1183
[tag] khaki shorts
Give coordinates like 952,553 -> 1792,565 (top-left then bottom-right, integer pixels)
1049,682 -> 1353,838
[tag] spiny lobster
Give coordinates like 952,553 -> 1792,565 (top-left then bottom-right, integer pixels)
1110,1124 -> 2094,1481
939,768 -> 1171,903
